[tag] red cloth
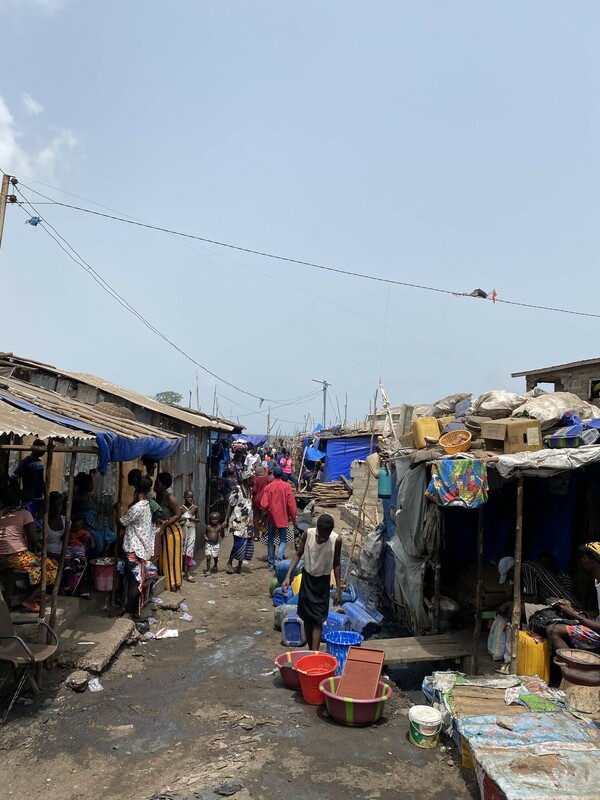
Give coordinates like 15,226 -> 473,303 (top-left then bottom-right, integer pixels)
252,475 -> 270,509
261,479 -> 297,527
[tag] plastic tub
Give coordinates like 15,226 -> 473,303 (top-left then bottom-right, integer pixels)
408,705 -> 443,749
324,630 -> 364,675
319,677 -> 393,727
295,653 -> 338,704
274,650 -> 316,689
342,602 -> 379,638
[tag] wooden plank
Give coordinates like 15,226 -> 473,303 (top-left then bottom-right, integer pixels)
381,633 -> 471,665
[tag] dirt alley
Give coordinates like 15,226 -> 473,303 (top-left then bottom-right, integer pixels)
1,539 -> 478,800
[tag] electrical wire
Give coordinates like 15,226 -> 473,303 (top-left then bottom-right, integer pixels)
12,187 -> 316,406
15,179 -> 600,322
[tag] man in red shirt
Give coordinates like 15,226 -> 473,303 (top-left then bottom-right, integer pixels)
261,466 -> 297,571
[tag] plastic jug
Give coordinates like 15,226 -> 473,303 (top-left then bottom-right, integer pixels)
282,613 -> 306,647
342,602 -> 380,638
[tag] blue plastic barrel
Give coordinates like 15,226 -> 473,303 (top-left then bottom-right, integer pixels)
276,559 -> 303,585
342,602 -> 379,638
354,597 -> 384,626
282,613 -> 306,647
322,611 -> 352,636
323,630 -> 364,675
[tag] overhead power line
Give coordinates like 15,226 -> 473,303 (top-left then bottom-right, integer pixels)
16,180 -> 600,322
10,184 -> 318,406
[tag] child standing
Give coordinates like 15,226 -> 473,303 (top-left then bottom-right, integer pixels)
63,515 -> 95,596
205,511 -> 225,576
181,490 -> 200,582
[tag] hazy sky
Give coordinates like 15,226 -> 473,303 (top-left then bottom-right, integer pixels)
1,1 -> 599,433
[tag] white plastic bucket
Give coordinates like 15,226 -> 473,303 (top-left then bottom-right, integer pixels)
408,705 -> 442,749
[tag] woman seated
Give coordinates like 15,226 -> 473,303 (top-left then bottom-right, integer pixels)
0,483 -> 57,612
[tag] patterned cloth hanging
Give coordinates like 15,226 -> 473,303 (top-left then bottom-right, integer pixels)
425,458 -> 489,509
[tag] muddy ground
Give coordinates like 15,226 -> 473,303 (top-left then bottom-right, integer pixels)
1,541 -> 478,800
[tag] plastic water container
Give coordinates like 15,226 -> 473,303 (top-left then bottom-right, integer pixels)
276,559 -> 303,585
93,561 -> 114,592
332,583 -> 357,604
342,602 -> 379,638
324,630 -> 364,675
412,417 -> 440,449
282,613 -> 306,647
272,586 -> 294,607
322,611 -> 352,635
274,604 -> 296,632
408,706 -> 442,749
354,597 -> 384,626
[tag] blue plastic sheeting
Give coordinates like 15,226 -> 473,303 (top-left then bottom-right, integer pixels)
0,391 -> 180,473
324,435 -> 375,481
305,445 -> 326,462
232,434 -> 266,447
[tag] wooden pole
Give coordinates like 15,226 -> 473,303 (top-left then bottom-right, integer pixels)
0,444 -> 98,454
471,506 -> 485,674
343,388 -> 378,585
36,441 -> 54,684
111,463 -> 125,617
510,476 -> 524,674
48,452 -> 76,633
0,172 -> 11,251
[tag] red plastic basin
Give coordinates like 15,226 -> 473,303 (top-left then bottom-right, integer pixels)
295,653 -> 338,704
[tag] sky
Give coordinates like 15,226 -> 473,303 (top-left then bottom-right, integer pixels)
0,1 -> 599,434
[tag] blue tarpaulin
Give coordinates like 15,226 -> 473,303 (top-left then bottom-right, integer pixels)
232,434 -> 267,447
0,391 -> 181,473
324,435 -> 375,481
304,445 -> 326,463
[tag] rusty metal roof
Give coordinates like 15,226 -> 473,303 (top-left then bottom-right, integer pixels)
0,354 -> 237,432
0,376 -> 182,444
512,357 -> 600,378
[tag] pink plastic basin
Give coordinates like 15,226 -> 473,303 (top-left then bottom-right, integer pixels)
319,676 -> 393,726
274,650 -> 316,690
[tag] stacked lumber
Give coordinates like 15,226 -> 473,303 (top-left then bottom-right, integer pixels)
311,482 -> 351,507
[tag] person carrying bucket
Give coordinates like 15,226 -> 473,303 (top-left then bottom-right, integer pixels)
281,513 -> 341,651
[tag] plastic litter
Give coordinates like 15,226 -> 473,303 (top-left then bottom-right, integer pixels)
195,628 -> 208,634
179,602 -> 189,612
179,612 -> 193,622
143,631 -> 154,639
254,630 -> 262,635
154,628 -> 179,639
150,596 -> 163,605
147,617 -> 156,625
15,697 -> 34,706
207,600 -> 216,605
88,678 -> 104,692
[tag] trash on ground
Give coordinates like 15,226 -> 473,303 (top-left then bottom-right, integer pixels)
207,600 -> 216,605
195,628 -> 208,634
147,616 -> 156,625
253,630 -> 262,635
154,627 -> 179,639
150,596 -> 163,605
88,678 -> 104,693
179,612 -> 193,622
179,602 -> 189,612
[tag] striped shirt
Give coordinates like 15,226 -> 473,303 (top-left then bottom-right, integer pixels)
521,561 -> 579,607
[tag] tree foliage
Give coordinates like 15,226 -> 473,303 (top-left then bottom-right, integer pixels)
154,390 -> 183,406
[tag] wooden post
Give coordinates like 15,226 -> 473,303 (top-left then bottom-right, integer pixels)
510,476 -> 524,674
343,388 -> 378,585
111,463 -> 125,617
36,440 -> 54,684
0,172 -> 11,251
471,506 -> 485,674
48,452 -> 76,633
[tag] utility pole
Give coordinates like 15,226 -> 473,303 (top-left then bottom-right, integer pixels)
344,393 -> 348,427
212,385 -> 217,416
312,378 -> 330,428
195,371 -> 200,411
0,173 -> 12,251
267,406 -> 271,446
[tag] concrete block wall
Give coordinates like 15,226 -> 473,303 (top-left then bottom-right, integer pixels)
350,460 -> 380,507
527,365 -> 600,401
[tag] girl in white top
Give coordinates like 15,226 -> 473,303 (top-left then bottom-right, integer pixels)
282,513 -> 342,650
119,475 -> 154,618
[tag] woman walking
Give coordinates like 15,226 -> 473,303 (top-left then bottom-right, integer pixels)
155,472 -> 183,592
225,471 -> 255,574
119,475 -> 154,618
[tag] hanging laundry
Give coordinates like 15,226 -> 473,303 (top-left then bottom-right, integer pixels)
425,458 -> 488,509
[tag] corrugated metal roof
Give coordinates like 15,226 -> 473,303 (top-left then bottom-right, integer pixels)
0,400 -> 94,440
0,376 -> 182,443
512,357 -> 600,378
0,355 -> 236,432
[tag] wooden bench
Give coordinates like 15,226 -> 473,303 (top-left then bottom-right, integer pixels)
0,568 -> 30,609
380,632 -> 472,666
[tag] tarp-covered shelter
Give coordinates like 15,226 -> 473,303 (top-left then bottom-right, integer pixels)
323,434 -> 376,481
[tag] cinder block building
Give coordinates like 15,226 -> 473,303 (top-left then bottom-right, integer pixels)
512,358 -> 600,403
